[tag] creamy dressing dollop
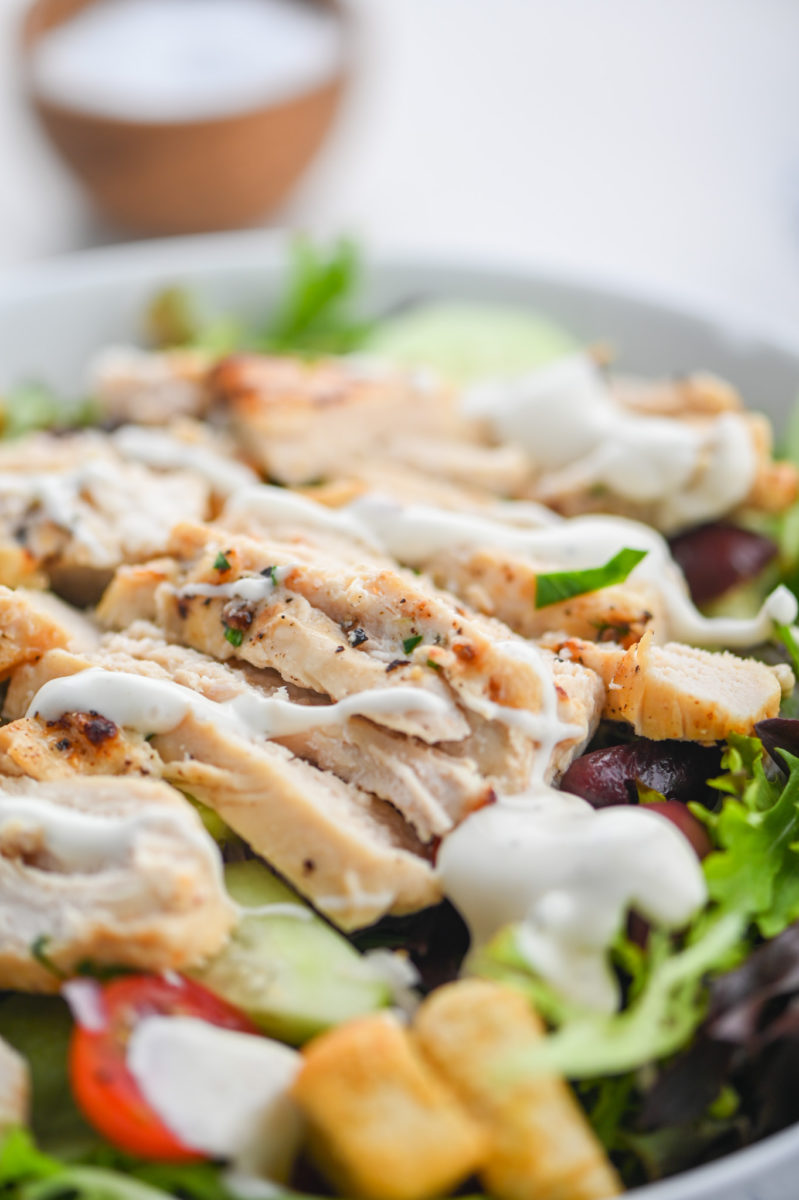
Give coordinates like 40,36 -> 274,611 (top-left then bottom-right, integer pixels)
460,353 -> 758,532
437,785 -> 707,1012
127,1016 -> 302,1177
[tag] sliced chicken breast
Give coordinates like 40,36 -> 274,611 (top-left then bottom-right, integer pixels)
0,776 -> 234,991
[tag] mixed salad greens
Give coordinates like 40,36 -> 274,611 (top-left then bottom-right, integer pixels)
4,239 -> 799,1198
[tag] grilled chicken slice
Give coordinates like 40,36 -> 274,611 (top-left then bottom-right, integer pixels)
98,523 -> 603,783
0,431 -> 209,603
0,1038 -> 29,1130
0,708 -> 161,781
209,354 -> 467,485
428,547 -> 662,646
549,632 -> 787,740
0,776 -> 234,991
157,725 -> 440,929
10,649 -> 440,928
89,344 -> 211,424
0,586 -> 99,680
98,625 -> 493,841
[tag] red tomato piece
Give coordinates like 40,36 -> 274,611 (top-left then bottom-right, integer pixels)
69,973 -> 259,1161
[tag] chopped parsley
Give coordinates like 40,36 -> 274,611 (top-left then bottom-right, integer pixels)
402,634 -> 423,655
223,626 -> 244,648
213,551 -> 231,572
260,565 -> 279,586
535,547 -> 648,609
29,936 -> 64,981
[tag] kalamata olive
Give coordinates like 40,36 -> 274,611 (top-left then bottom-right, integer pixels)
642,800 -> 713,859
755,718 -> 799,776
668,522 -> 777,606
560,739 -> 722,809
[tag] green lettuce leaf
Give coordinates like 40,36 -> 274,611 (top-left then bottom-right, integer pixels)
697,739 -> 799,937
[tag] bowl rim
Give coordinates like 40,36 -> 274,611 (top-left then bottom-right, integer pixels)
2,227 -> 799,1198
2,227 -> 799,358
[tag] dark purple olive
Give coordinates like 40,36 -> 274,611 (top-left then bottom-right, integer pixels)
643,800 -> 713,859
668,521 -> 777,606
755,718 -> 799,775
560,739 -> 722,809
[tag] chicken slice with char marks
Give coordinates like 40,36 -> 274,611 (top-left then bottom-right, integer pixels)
0,776 -> 234,991
209,354 -> 466,486
5,648 -> 440,928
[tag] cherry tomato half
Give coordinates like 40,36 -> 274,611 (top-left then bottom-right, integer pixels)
69,973 -> 259,1161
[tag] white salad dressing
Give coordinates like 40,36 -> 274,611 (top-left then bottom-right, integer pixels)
345,495 -> 798,648
0,793 -> 220,880
112,426 -> 258,496
437,786 -> 707,1012
461,354 -> 757,532
464,640 -> 584,781
127,1016 -> 303,1176
0,468 -> 112,564
28,668 -> 457,742
224,485 -> 382,552
29,0 -> 344,123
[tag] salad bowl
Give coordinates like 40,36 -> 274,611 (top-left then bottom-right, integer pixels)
1,230 -> 799,1200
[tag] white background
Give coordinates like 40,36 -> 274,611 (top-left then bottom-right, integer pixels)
2,0 -> 799,340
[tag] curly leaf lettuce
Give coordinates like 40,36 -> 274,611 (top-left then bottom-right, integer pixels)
479,731 -> 799,1081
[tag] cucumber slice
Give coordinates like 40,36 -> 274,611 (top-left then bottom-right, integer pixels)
365,301 -> 578,384
192,861 -> 391,1044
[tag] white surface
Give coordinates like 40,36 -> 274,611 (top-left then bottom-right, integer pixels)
1,0 -> 799,341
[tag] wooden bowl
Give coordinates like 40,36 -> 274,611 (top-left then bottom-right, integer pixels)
20,0 -> 349,235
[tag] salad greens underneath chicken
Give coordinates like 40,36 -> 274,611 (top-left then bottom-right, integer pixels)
3,239 -> 799,1199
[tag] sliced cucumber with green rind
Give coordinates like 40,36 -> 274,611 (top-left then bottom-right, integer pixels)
192,861 -> 391,1044
365,301 -> 578,384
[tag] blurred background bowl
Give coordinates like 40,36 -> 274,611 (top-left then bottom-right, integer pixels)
19,0 -> 350,235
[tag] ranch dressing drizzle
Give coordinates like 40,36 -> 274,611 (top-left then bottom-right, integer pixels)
437,786 -> 707,1012
112,426 -> 258,496
345,496 -> 797,648
28,668 -> 456,741
0,793 -> 219,877
462,640 -> 584,782
0,469 -> 112,564
127,1016 -> 302,1173
460,353 -> 757,532
223,486 -> 382,552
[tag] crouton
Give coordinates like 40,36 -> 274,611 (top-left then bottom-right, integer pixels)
291,1013 -> 488,1200
414,980 -> 622,1200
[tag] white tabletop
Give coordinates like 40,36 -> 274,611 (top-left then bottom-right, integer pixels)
2,0 -> 799,343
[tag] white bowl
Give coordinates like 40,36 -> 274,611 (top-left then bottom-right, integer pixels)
1,230 -> 799,1200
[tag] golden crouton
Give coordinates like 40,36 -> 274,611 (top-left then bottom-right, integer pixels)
414,980 -> 622,1200
291,1013 -> 488,1200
